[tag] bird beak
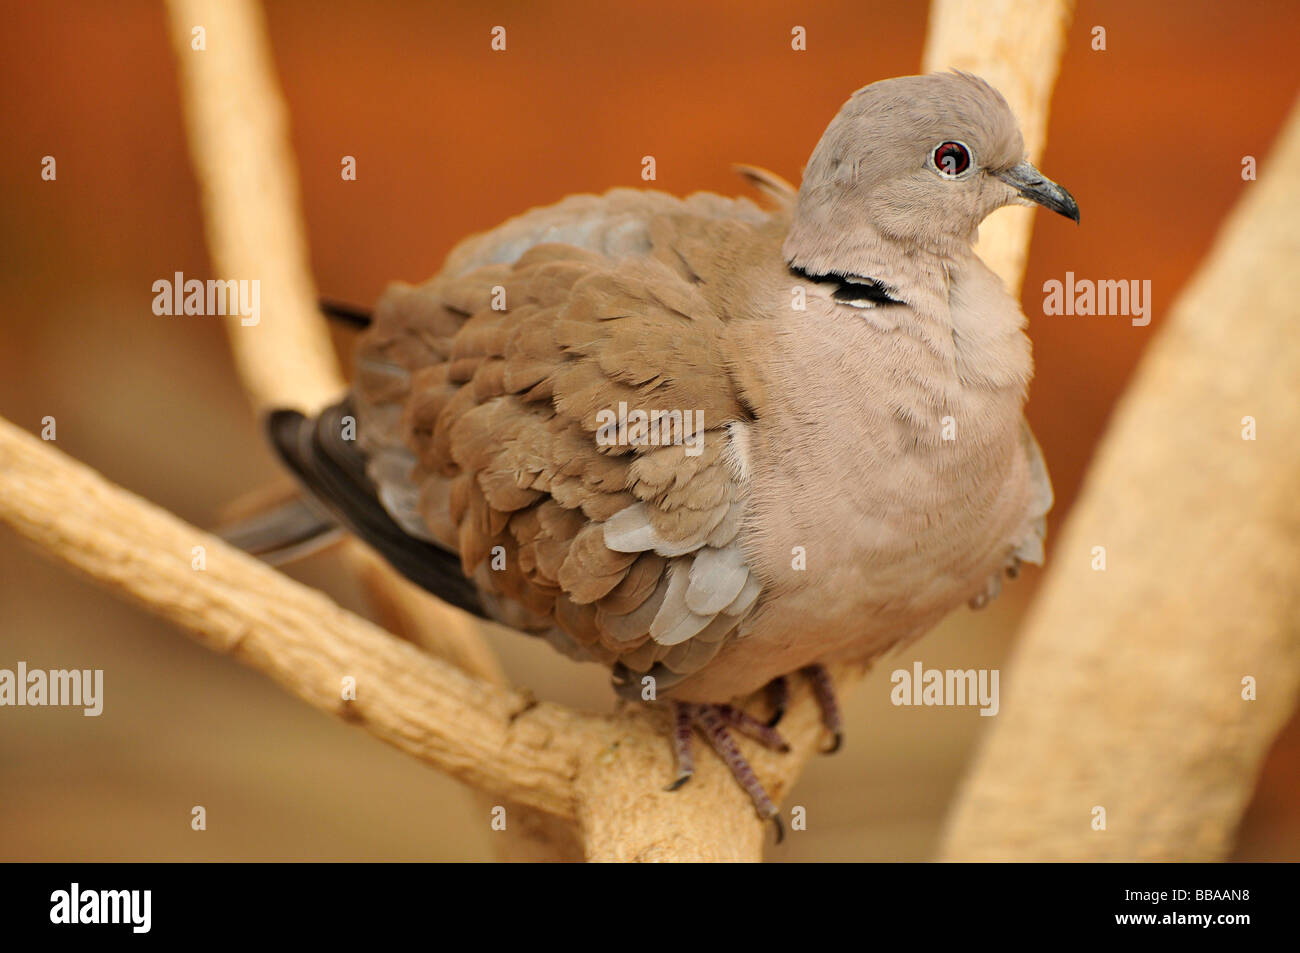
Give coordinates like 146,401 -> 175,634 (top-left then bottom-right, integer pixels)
994,160 -> 1080,223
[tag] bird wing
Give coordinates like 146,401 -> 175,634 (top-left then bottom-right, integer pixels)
344,188 -> 776,695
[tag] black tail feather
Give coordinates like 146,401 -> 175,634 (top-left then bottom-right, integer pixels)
266,403 -> 486,619
218,495 -> 343,564
318,299 -> 372,328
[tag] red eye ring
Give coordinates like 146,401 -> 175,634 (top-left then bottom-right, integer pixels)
933,141 -> 972,177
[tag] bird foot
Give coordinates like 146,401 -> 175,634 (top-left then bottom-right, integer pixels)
666,665 -> 845,841
801,664 -> 845,754
765,665 -> 844,752
666,701 -> 789,841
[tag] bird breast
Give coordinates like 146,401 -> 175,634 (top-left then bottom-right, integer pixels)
721,279 -> 1033,679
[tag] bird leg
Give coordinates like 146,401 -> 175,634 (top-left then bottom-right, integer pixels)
716,703 -> 791,752
666,701 -> 788,841
802,663 -> 844,753
665,666 -> 843,839
695,704 -> 785,842
666,701 -> 695,791
765,667 -> 842,750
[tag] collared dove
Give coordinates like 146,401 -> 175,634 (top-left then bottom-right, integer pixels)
249,71 -> 1076,828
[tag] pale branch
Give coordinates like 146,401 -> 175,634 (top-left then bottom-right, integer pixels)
162,0 -> 503,687
165,0 -> 342,415
941,96 -> 1300,860
0,413 -> 846,860
348,545 -> 506,686
165,0 -> 546,857
0,416 -> 577,816
924,0 -> 1075,291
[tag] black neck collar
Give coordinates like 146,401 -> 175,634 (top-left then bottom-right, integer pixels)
788,264 -> 906,308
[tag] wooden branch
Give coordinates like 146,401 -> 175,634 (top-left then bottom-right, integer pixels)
941,96 -> 1300,860
347,545 -> 504,685
164,0 -> 561,857
0,413 -> 847,859
162,0 -> 502,682
923,0 -> 1075,291
0,416 -> 575,814
165,0 -> 341,414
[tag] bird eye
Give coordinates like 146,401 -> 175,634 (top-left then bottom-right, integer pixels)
932,141 -> 972,177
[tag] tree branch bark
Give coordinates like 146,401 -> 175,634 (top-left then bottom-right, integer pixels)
0,410 -> 850,859
162,0 -> 503,682
0,415 -> 577,815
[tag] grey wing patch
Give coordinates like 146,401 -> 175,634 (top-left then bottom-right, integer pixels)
443,188 -> 768,277
685,545 -> 750,615
368,447 -> 437,543
598,426 -> 760,699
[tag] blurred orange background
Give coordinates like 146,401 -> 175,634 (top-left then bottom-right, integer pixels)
1,0 -> 1297,860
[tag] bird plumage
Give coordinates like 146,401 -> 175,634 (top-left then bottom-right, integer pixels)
263,72 -> 1065,708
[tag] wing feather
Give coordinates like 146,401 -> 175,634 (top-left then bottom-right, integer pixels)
342,189 -> 775,695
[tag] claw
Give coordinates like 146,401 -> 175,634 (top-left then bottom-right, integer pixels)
667,674 -> 846,830
668,701 -> 696,792
683,703 -> 781,825
717,704 -> 790,751
802,664 -> 845,757
665,773 -> 692,793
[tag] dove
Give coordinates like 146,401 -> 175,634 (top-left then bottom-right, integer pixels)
250,71 -> 1075,829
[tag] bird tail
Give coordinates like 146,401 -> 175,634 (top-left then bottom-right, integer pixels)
317,298 -> 372,328
215,296 -> 369,561
214,480 -> 342,564
258,402 -> 486,618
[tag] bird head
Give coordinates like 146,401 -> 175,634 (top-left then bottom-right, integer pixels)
784,72 -> 1078,274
